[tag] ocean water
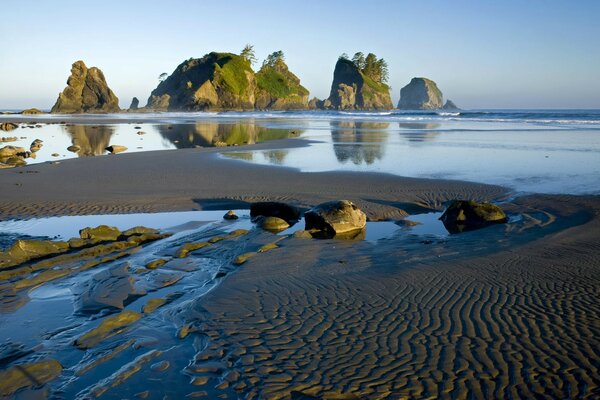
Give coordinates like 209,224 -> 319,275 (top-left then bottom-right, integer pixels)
1,109 -> 599,194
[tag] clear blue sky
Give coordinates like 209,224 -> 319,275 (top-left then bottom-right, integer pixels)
1,0 -> 599,109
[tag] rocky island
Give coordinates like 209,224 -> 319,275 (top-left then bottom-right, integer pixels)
323,52 -> 393,110
398,77 -> 459,110
51,61 -> 120,113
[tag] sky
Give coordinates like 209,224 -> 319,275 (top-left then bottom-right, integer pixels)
1,0 -> 599,110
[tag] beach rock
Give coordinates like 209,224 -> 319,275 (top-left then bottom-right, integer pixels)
250,201 -> 301,224
440,200 -> 508,233
51,60 -> 120,113
305,200 -> 366,236
1,156 -> 26,166
0,145 -> 25,157
0,136 -> 17,142
223,210 -> 239,220
129,97 -> 140,110
20,108 -> 43,115
0,122 -> 18,131
122,226 -> 159,236
106,145 -> 127,154
79,225 -> 121,241
398,77 -> 444,110
147,52 -> 257,111
308,97 -> 323,110
258,216 -> 290,232
30,139 -> 43,152
0,359 -> 63,397
326,56 -> 393,110
67,145 -> 81,152
0,239 -> 69,269
254,56 -> 309,110
443,99 -> 460,110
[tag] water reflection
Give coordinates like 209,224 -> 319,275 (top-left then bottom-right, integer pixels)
330,121 -> 388,165
63,125 -> 115,156
398,122 -> 441,143
157,122 -> 295,148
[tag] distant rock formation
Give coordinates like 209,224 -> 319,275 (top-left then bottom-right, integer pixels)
443,99 -> 459,110
51,61 -> 120,113
398,77 -> 455,110
146,52 -> 257,111
255,55 -> 309,110
325,55 -> 393,110
129,97 -> 139,110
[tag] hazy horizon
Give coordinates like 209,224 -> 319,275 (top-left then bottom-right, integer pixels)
1,0 -> 599,110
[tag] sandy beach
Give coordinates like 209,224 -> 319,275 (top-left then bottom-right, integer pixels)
1,130 -> 599,398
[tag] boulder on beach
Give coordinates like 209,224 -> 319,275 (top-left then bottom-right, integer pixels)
0,123 -> 18,132
304,200 -> 367,236
0,239 -> 69,269
439,200 -> 508,233
67,145 -> 81,153
79,225 -> 121,241
30,139 -> 43,152
250,202 -> 302,224
0,145 -> 26,158
106,145 -> 127,154
223,210 -> 239,220
326,54 -> 393,110
254,52 -> 309,110
258,216 -> 290,232
398,77 -> 444,110
51,60 -> 120,113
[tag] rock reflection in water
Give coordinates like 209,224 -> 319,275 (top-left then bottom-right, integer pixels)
63,125 -> 115,156
157,122 -> 295,148
330,121 -> 389,165
398,122 -> 441,142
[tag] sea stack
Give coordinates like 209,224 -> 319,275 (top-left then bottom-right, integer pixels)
129,97 -> 139,110
51,61 -> 120,113
146,52 -> 257,111
254,51 -> 309,110
398,77 -> 448,110
326,53 -> 393,110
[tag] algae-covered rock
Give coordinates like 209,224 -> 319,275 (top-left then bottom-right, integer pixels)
51,60 -> 120,113
147,52 -> 257,111
74,310 -> 141,349
305,200 -> 367,236
21,108 -> 44,114
258,216 -> 290,232
123,226 -> 159,236
79,225 -> 121,241
326,54 -> 393,110
106,144 -> 127,154
0,145 -> 25,157
398,77 -> 444,110
0,359 -> 63,397
255,53 -> 309,110
440,200 -> 508,233
0,122 -> 18,131
0,239 -> 69,269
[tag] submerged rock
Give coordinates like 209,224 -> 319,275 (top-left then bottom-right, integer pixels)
74,310 -> 141,349
0,359 -> 63,397
250,202 -> 301,224
398,77 -> 444,110
305,200 -> 366,236
51,60 -> 120,113
440,200 -> 508,233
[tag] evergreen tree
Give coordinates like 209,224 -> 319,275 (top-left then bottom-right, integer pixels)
352,52 -> 366,70
240,44 -> 257,66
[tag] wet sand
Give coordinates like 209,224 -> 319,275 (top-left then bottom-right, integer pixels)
1,136 -> 599,398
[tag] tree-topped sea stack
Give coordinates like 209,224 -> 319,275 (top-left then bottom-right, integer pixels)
51,61 -> 120,113
147,52 -> 257,111
325,52 -> 393,110
398,77 -> 459,110
254,51 -> 309,110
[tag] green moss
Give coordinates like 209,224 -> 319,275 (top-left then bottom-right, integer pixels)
212,53 -> 252,96
361,73 -> 389,94
256,63 -> 309,99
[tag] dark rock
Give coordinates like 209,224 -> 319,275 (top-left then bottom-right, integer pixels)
250,202 -> 301,224
223,210 -> 239,220
304,200 -> 366,236
129,97 -> 139,110
398,77 -> 444,109
443,99 -> 460,110
51,60 -> 120,113
439,200 -> 508,233
105,145 -> 127,154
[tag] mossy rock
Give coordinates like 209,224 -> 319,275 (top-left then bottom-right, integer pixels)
440,200 -> 508,233
74,310 -> 141,349
258,216 -> 290,232
0,359 -> 63,397
305,200 -> 367,236
0,239 -> 69,269
79,225 -> 121,241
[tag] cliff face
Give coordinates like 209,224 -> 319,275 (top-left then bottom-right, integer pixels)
51,61 -> 120,113
398,78 -> 444,110
327,59 -> 393,110
147,52 -> 256,111
255,59 -> 309,110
